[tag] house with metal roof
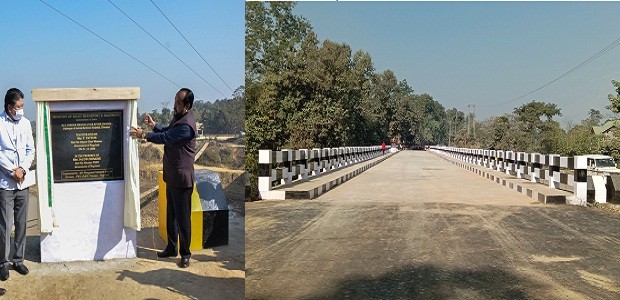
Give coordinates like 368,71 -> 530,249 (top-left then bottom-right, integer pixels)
592,120 -> 620,136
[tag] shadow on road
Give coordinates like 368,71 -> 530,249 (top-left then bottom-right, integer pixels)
116,268 -> 244,299
24,235 -> 41,262
193,250 -> 244,272
136,226 -> 244,273
136,226 -> 167,260
224,172 -> 246,217
310,264 -> 539,300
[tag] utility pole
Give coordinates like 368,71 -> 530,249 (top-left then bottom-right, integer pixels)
467,104 -> 472,144
448,117 -> 452,146
472,104 -> 476,141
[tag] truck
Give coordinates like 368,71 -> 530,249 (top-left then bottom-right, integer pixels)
585,154 -> 620,175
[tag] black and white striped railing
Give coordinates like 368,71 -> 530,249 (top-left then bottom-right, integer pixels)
430,146 -> 591,203
258,146 -> 388,199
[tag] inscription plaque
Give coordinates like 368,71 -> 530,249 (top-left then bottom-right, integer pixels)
51,110 -> 124,182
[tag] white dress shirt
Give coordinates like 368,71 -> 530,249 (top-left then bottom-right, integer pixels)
0,110 -> 35,190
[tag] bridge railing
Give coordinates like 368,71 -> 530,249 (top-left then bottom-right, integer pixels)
258,145 -> 389,197
429,146 -> 595,203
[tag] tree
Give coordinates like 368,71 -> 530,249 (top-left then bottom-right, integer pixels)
351,50 -> 383,145
160,107 -> 172,127
557,124 -> 599,156
445,108 -> 465,146
245,2 -> 313,198
605,80 -> 620,113
489,115 -> 510,149
413,93 -> 447,145
581,108 -> 603,127
513,100 -> 562,152
245,2 -> 312,82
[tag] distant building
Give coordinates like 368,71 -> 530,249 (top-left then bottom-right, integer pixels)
196,122 -> 204,136
592,120 -> 620,137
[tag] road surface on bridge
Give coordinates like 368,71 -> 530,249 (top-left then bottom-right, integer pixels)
246,150 -> 620,299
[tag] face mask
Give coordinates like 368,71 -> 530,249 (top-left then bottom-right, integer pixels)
13,108 -> 24,121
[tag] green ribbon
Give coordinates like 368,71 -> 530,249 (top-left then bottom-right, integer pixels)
43,103 -> 53,207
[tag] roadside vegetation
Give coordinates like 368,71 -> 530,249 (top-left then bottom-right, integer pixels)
244,2 -> 620,199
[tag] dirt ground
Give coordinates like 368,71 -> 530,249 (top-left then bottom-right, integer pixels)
3,141 -> 246,299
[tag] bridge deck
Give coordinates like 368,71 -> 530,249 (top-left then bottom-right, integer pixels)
272,152 -> 396,200
435,153 -> 573,204
247,150 -> 620,299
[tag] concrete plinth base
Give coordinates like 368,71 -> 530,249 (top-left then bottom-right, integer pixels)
40,181 -> 137,262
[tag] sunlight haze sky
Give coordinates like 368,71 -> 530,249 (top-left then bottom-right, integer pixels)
295,1 -> 620,125
0,0 -> 243,118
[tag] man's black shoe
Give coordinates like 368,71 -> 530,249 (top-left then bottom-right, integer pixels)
0,264 -> 8,281
178,257 -> 190,268
0,287 -> 5,295
156,250 -> 177,258
12,262 -> 28,275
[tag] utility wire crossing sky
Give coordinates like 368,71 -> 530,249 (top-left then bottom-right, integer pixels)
296,1 -> 620,123
0,1 -> 243,117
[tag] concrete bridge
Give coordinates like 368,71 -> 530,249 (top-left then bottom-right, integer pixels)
247,150 -> 620,299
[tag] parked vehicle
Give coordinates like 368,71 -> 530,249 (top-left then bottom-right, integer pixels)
585,154 -> 620,175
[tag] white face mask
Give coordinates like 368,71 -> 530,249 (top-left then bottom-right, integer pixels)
13,108 -> 24,121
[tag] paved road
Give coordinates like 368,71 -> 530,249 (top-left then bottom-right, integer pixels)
246,151 -> 620,299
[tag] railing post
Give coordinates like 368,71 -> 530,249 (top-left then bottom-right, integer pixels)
592,174 -> 608,204
277,150 -> 289,185
311,148 -> 321,176
258,149 -> 274,193
524,153 -> 532,181
515,152 -> 525,179
329,148 -> 337,170
506,151 -> 514,175
299,149 -> 309,180
573,156 -> 587,202
548,154 -> 560,189
533,153 -> 544,183
321,148 -> 330,172
560,156 -> 573,187
496,150 -> 504,172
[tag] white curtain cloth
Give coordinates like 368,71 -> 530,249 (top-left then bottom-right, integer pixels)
124,99 -> 141,230
36,101 -> 55,233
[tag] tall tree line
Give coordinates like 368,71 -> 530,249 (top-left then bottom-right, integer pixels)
141,86 -> 244,135
244,2 -> 620,199
451,80 -> 620,161
245,2 -> 451,198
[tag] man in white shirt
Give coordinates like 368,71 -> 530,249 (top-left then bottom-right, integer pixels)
0,88 -> 35,281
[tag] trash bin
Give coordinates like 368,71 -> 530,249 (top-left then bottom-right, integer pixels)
158,169 -> 229,250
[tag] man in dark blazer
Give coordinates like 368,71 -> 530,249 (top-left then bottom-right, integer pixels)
131,88 -> 197,268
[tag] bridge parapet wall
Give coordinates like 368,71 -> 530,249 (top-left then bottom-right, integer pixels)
258,145 -> 389,199
430,146 -> 590,203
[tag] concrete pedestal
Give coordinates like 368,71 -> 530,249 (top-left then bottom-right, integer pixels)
40,181 -> 137,262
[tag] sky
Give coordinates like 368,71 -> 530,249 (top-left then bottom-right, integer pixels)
295,1 -> 620,125
0,0 -> 244,119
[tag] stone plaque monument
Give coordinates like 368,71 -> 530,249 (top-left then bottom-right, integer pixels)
32,87 -> 141,262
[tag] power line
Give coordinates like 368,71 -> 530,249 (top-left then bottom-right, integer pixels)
107,0 -> 226,98
149,0 -> 235,94
482,35 -> 620,108
38,0 -> 180,88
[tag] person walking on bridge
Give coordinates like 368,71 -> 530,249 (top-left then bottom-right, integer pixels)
131,88 -> 197,268
382,141 -> 386,155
